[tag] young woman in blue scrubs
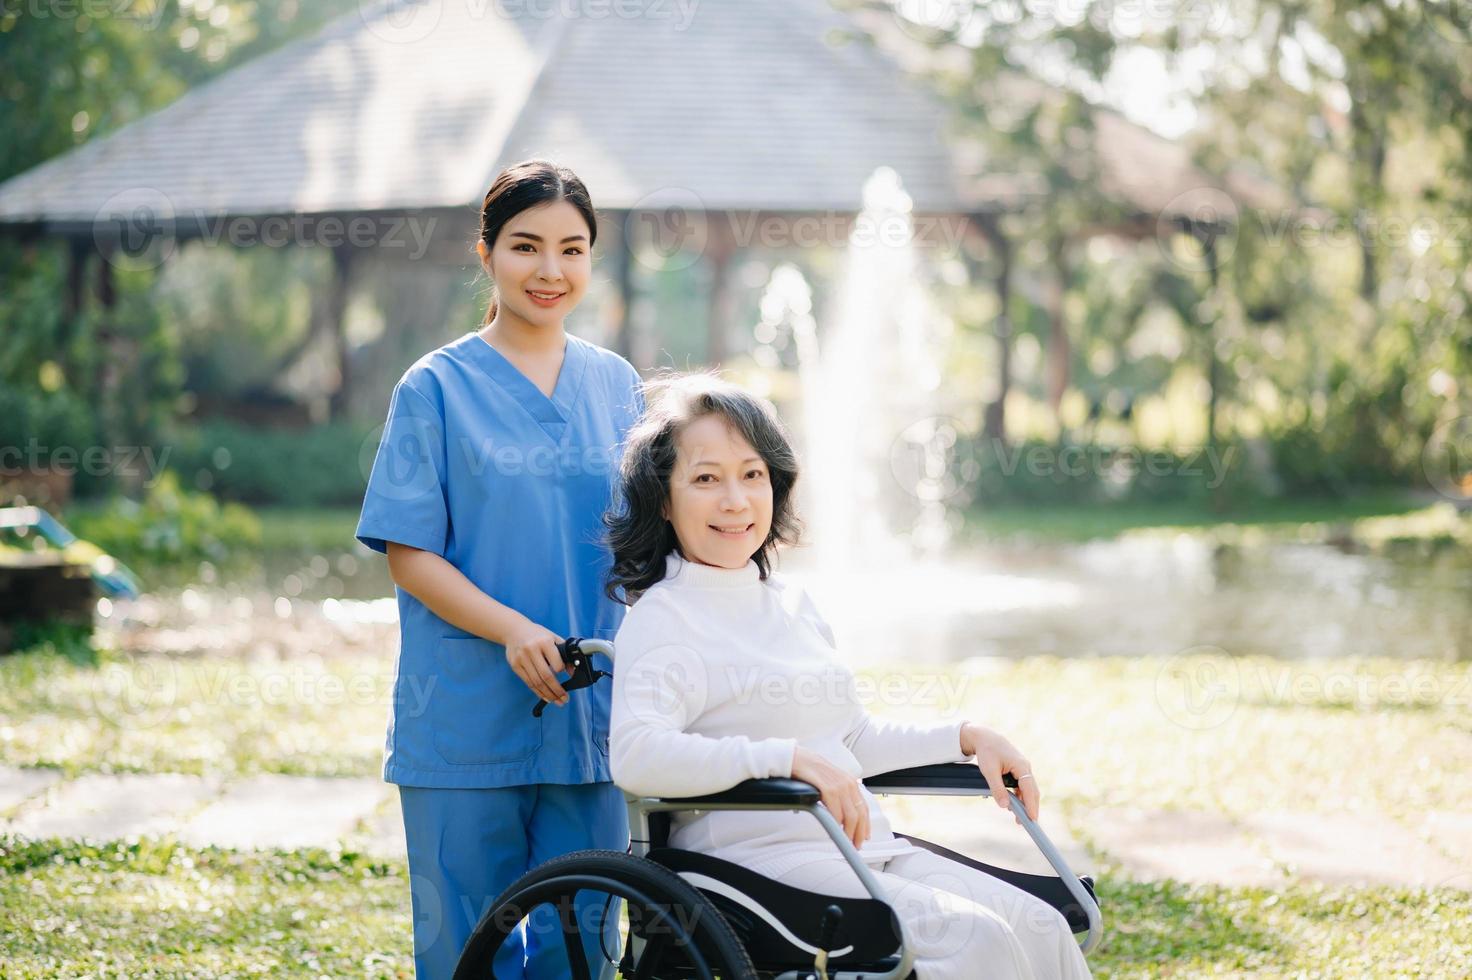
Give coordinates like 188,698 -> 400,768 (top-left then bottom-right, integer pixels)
356,159 -> 643,979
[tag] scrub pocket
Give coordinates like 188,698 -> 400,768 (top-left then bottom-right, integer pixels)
430,634 -> 544,765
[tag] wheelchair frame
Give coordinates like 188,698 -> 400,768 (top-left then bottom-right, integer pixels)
625,768 -> 1102,979
458,639 -> 1103,980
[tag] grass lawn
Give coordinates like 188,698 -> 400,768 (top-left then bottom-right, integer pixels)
0,838 -> 410,978
959,489 -> 1456,545
3,835 -> 1469,977
5,642 -> 1470,975
1089,874 -> 1472,976
0,636 -> 391,779
4,495 -> 1469,975
254,506 -> 364,553
6,638 -> 1468,822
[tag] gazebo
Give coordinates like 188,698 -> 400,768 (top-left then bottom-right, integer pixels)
0,0 -> 1262,432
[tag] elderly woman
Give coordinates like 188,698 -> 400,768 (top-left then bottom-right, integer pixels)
603,373 -> 1091,980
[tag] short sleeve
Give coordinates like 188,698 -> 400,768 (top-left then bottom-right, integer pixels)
355,381 -> 449,556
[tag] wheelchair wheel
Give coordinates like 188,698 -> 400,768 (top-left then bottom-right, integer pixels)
453,848 -> 757,980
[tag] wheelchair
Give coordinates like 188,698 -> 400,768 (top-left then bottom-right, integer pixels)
453,639 -> 1102,979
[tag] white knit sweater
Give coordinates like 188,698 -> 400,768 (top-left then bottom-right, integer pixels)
610,551 -> 971,867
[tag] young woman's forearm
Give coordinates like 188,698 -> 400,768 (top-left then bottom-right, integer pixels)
385,542 -> 532,644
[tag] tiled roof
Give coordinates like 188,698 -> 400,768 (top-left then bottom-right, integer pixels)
0,0 -> 981,227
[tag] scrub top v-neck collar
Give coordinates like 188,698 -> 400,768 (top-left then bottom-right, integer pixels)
465,331 -> 587,443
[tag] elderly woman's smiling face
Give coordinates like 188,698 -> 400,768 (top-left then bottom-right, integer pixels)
661,413 -> 774,570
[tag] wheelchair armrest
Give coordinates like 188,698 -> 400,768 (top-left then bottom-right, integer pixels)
863,762 -> 1017,793
652,777 -> 821,807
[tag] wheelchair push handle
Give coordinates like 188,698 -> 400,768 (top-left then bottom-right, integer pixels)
530,637 -> 613,717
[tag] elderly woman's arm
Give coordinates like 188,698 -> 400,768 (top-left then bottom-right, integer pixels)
793,587 -> 971,777
842,710 -> 970,778
609,642 -> 798,798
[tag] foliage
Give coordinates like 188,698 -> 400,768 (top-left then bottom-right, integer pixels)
0,0 -> 363,493
162,419 -> 374,507
864,0 -> 1472,492
964,435 -> 1260,509
66,470 -> 262,563
0,382 -> 100,484
0,620 -> 95,664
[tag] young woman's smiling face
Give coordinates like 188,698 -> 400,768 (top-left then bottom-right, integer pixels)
663,413 -> 774,569
477,199 -> 591,325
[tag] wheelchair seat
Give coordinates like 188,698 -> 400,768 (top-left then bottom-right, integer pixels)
643,805 -> 1097,973
647,847 -> 904,970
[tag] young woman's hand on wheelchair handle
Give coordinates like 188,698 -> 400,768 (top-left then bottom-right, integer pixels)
505,618 -> 569,707
961,722 -> 1041,824
791,746 -> 871,849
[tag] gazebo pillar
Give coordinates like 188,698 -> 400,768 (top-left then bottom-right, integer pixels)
326,242 -> 358,420
1044,233 -> 1072,431
1202,232 -> 1223,455
704,214 -> 739,366
609,209 -> 635,362
63,237 -> 87,335
90,239 -> 146,495
974,213 -> 1014,447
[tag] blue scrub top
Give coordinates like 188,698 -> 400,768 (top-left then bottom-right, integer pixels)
355,330 -> 644,788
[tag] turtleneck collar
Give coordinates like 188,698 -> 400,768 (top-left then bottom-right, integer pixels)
663,550 -> 762,589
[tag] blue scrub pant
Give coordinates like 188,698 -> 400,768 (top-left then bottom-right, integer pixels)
399,781 -> 629,979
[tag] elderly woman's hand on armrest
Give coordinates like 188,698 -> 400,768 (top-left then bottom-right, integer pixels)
790,745 -> 871,850
960,722 -> 1040,823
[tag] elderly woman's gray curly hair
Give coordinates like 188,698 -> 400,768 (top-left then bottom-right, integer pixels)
602,371 -> 803,605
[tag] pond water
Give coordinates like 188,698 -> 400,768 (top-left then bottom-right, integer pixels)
114,532 -> 1472,664
790,534 -> 1472,665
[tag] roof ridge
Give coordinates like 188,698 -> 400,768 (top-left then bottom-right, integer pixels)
469,8 -> 575,194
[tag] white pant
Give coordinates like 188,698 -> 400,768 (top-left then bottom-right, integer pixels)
747,845 -> 1093,980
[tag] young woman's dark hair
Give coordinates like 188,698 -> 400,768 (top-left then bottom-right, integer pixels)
604,372 -> 803,605
477,159 -> 598,325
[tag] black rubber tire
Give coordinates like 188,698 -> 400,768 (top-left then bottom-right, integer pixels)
452,848 -> 758,980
